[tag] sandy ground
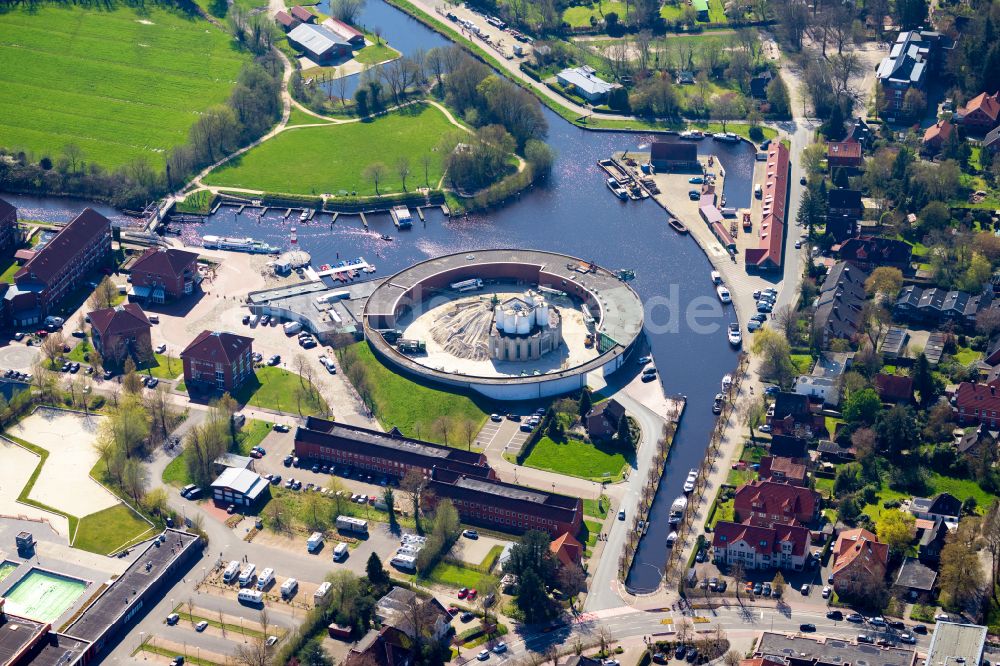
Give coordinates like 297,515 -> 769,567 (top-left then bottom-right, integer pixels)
447,533 -> 510,566
399,288 -> 599,378
0,342 -> 40,371
0,437 -> 70,535
11,408 -> 118,518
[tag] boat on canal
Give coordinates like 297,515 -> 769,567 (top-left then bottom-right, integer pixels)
668,496 -> 688,525
666,531 -> 677,547
668,217 -> 688,234
390,205 -> 413,229
606,178 -> 629,201
716,285 -> 731,304
712,132 -> 740,143
202,235 -> 278,254
683,469 -> 697,493
679,130 -> 705,140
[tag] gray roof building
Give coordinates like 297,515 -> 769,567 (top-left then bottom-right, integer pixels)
288,23 -> 350,61
211,467 -> 269,506
893,556 -> 937,592
926,622 -> 987,666
813,262 -> 869,348
755,631 -> 916,666
556,66 -> 620,102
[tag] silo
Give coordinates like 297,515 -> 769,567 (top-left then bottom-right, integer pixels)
534,296 -> 548,326
516,310 -> 531,334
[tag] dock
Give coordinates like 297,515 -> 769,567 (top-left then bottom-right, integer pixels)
283,208 -> 292,219
210,200 -> 223,215
306,258 -> 373,282
236,204 -> 246,215
359,212 -> 368,229
330,212 -> 339,225
416,207 -> 425,221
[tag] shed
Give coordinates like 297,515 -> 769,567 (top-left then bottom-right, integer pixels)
650,142 -> 698,171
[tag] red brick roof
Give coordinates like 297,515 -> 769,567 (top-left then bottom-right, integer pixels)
88,303 -> 150,337
290,5 -> 313,21
874,373 -> 914,402
131,247 -> 199,281
712,519 -> 809,556
923,119 -> 955,146
322,17 -> 364,42
734,480 -> 817,524
758,455 -> 807,483
550,532 -> 583,567
960,92 -> 1000,122
275,10 -> 296,26
180,330 -> 253,365
954,381 -> 1000,415
745,143 -> 789,268
16,208 -> 109,285
832,528 -> 888,578
827,141 -> 863,160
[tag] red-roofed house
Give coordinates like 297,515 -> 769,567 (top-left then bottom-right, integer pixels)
289,5 -> 315,22
827,141 -> 864,169
734,480 -> 819,526
953,381 -> 1000,427
923,119 -> 955,153
757,456 -> 807,486
275,10 -> 298,30
6,208 -> 112,327
745,143 -> 789,271
585,398 -> 625,439
711,520 -> 810,570
181,330 -> 254,393
956,92 -> 1000,133
831,528 -> 889,596
0,198 -> 19,256
874,373 -> 914,403
89,303 -> 152,364
322,17 -> 365,45
550,532 -> 583,567
129,247 -> 200,303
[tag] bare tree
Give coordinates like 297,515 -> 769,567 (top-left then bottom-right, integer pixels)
40,332 -> 65,368
88,276 -> 118,310
363,162 -> 388,196
420,153 -> 433,188
773,304 -> 799,343
460,418 -> 477,450
396,156 -> 411,192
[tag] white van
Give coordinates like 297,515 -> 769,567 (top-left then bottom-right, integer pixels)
283,321 -> 302,335
256,567 -> 274,590
333,543 -> 348,561
390,554 -> 417,571
222,560 -> 241,583
238,563 -> 256,587
280,578 -> 298,599
238,589 -> 264,605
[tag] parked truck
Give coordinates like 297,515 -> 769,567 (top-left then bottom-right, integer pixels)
449,278 -> 483,292
397,339 -> 426,354
283,321 -> 303,335
336,515 -> 368,534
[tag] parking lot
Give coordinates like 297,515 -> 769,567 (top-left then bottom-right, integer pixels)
474,414 -> 534,453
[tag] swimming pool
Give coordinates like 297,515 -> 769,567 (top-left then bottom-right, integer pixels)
0,561 -> 17,583
2,569 -> 86,622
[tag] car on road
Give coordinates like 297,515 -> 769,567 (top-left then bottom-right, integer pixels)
493,643 -> 508,654
900,633 -> 916,644
637,355 -> 652,364
274,423 -> 290,433
912,624 -> 928,634
166,613 -> 180,625
195,621 -> 208,632
463,529 -> 479,539
618,509 -> 626,520
490,413 -> 503,422
794,240 -> 802,249
477,650 -> 491,661
799,624 -> 816,632
846,613 -> 864,623
266,636 -> 278,647
689,176 -> 704,184
242,315 -> 251,325
800,583 -> 810,595
268,355 -> 281,365
822,586 -> 831,598
826,610 -> 843,621
688,190 -> 701,200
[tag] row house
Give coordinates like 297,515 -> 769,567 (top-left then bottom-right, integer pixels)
180,330 -> 254,393
734,480 -> 819,526
837,236 -> 912,272
812,262 -> 868,349
894,285 -> 992,328
711,520 -> 810,571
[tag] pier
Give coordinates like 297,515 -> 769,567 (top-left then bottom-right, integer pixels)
359,212 -> 368,229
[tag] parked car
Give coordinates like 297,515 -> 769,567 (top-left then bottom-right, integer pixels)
492,643 -> 507,654
274,424 -> 290,433
857,635 -> 874,644
490,413 -> 502,422
156,344 -> 167,354
912,625 -> 928,634
461,612 -> 475,622
826,610 -> 843,620
846,613 -> 864,623
799,584 -> 810,595
618,509 -> 626,520
800,624 -> 816,632
195,621 -> 208,632
463,529 -> 479,539
822,586 -> 831,598
166,613 -> 180,625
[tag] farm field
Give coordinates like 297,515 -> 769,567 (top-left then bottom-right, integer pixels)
0,1 -> 248,169
204,103 -> 454,195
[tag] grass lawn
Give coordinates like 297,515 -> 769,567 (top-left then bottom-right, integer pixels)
233,366 -> 328,416
175,191 -> 217,215
952,347 -> 982,366
419,561 -> 496,590
726,467 -> 756,486
523,436 -> 629,482
0,257 -> 20,283
709,498 -> 734,528
336,342 -> 489,446
204,103 -> 454,196
73,504 -> 153,555
353,42 -> 401,65
562,0 -> 628,28
582,518 -> 601,546
162,418 -> 273,487
825,416 -> 844,437
862,485 -> 912,520
790,354 -> 813,374
0,1 -> 249,169
66,336 -> 93,363
138,353 -> 183,379
583,495 -> 611,519
928,473 -> 997,509
814,476 -> 834,498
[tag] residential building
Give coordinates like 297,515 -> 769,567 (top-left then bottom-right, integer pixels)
812,351 -> 854,379
757,456 -> 807,486
792,375 -> 840,407
711,520 -> 810,570
817,439 -> 856,463
955,92 -> 1000,133
831,528 -> 889,596
754,632 -> 916,666
813,262 -> 868,349
0,198 -> 19,256
322,17 -> 365,45
925,331 -> 947,365
953,381 -> 1000,428
4,208 -> 111,327
769,434 -> 809,458
375,588 -> 452,642
180,330 -> 254,393
585,398 -> 625,439
877,30 -> 946,112
828,189 -> 864,220
288,23 -> 350,63
275,10 -> 297,30
556,66 -> 620,103
734,480 -> 819,526
894,285 -> 991,327
846,117 -> 874,149
874,373 -> 914,403
210,467 -> 270,508
345,626 -> 413,666
827,141 -> 864,169
837,236 -> 912,271
984,124 -> 1000,153
289,5 -> 315,22
88,303 -> 152,364
128,247 -> 200,303
923,119 -> 955,153
745,143 -> 789,271
914,517 -> 948,562
909,492 -> 961,524
649,142 -> 699,171
750,71 -> 773,99
894,556 -> 937,599
925,622 -> 988,666
956,423 -> 997,458
294,418 -> 582,536
767,391 -> 826,438
880,326 -> 909,360
550,532 -> 584,567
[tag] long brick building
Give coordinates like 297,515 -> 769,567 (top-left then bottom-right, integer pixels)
294,418 -> 583,536
745,142 -> 789,271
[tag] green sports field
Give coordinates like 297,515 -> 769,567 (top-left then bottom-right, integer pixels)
204,103 -> 454,195
0,2 -> 248,168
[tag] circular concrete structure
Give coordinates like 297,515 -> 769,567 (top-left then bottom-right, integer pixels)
363,249 -> 644,400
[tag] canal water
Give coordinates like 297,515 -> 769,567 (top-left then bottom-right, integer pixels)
0,0 -> 759,593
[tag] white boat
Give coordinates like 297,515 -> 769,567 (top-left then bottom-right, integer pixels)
666,531 -> 678,547
298,210 -> 309,222
728,323 -> 742,347
679,130 -> 705,140
683,468 -> 697,493
721,373 -> 733,392
391,205 -> 412,229
606,177 -> 628,201
712,132 -> 740,143
668,496 -> 688,525
202,235 -> 278,254
716,285 -> 731,304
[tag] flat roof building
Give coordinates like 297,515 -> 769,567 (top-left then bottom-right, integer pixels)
556,66 -> 620,103
288,23 -> 350,63
755,632 -> 916,666
926,622 -> 987,666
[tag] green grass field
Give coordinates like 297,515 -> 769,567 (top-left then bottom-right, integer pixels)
73,504 -> 153,555
138,353 -> 183,379
523,436 -> 629,482
175,191 -> 217,215
204,103 -> 453,195
353,42 -> 401,65
233,367 -> 328,416
420,561 -> 496,590
162,419 -> 278,487
0,2 -> 249,168
583,495 -> 610,519
337,342 -> 490,446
